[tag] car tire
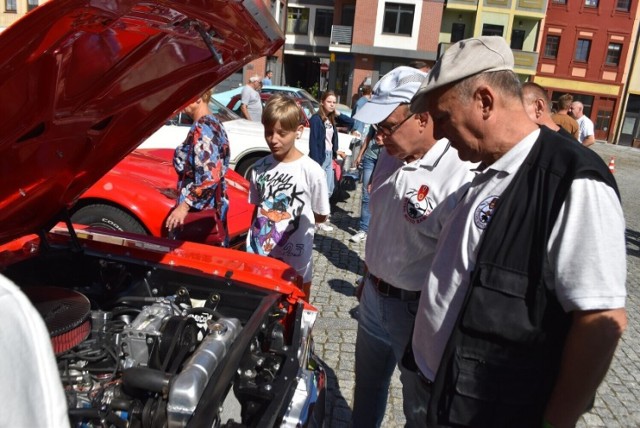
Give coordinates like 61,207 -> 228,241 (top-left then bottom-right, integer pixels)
235,154 -> 267,179
72,204 -> 147,234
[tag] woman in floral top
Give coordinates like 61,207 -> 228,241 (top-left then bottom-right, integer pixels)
165,89 -> 231,246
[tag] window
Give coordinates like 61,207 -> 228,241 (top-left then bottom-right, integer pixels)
314,9 -> 333,37
544,35 -> 560,58
606,43 -> 622,65
551,0 -> 566,3
574,39 -> 591,62
585,0 -> 598,7
451,23 -> 465,43
382,3 -> 415,36
5,0 -> 16,12
287,7 -> 309,35
341,4 -> 355,26
27,0 -> 37,10
616,0 -> 631,11
511,29 -> 525,50
482,24 -> 504,37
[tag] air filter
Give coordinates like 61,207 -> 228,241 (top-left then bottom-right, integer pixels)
23,287 -> 91,355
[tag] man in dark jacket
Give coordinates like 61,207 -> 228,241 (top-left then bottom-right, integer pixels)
408,36 -> 627,428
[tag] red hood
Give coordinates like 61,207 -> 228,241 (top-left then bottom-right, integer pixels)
0,0 -> 283,244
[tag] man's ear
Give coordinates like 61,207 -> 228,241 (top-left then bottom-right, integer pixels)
535,99 -> 546,119
475,85 -> 495,119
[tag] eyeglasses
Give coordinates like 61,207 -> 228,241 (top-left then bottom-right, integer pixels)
372,112 -> 415,137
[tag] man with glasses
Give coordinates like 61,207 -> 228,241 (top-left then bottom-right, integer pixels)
350,66 -> 475,427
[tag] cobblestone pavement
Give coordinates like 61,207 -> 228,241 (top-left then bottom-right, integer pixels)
309,142 -> 640,427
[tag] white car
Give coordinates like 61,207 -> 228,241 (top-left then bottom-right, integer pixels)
139,98 -> 353,178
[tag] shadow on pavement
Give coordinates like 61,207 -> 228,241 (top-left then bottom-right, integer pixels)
314,234 -> 364,276
627,228 -> 640,258
322,359 -> 353,425
328,278 -> 357,298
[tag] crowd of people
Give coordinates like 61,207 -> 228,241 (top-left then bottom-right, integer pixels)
163,38 -> 626,427
15,35 -> 626,428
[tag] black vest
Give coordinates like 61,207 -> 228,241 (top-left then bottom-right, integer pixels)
428,127 -> 619,427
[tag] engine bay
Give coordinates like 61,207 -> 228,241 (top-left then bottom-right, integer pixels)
2,248 -> 318,428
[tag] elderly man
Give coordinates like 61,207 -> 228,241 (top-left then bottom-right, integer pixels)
240,75 -> 262,122
522,82 -> 579,143
350,66 -> 474,427
570,100 -> 596,147
409,36 -> 626,428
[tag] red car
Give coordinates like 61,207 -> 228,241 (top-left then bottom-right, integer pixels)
0,1 -> 326,427
71,148 -> 253,248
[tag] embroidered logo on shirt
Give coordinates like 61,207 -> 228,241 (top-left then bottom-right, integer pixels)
473,196 -> 499,229
404,185 -> 433,224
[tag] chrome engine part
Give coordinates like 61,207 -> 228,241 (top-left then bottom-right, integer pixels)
168,317 -> 241,426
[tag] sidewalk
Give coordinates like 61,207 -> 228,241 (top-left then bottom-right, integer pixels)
309,154 -> 640,426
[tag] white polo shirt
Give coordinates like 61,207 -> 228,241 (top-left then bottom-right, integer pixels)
365,139 -> 476,291
412,129 -> 627,381
0,274 -> 70,427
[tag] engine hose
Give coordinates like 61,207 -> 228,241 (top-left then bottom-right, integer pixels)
68,408 -> 128,428
122,367 -> 172,395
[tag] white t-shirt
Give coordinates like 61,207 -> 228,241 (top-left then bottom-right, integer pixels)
576,115 -> 595,143
365,139 -> 476,291
412,129 -> 627,381
0,274 -> 70,428
241,85 -> 263,122
247,154 -> 330,282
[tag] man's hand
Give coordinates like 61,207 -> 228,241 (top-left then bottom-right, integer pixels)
544,308 -> 626,427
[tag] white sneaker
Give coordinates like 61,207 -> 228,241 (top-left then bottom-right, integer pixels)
350,230 -> 367,243
316,222 -> 334,232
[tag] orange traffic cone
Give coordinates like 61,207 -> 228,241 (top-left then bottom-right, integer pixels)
608,156 -> 616,174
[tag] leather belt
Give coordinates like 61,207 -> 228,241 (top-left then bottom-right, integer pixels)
368,272 -> 421,301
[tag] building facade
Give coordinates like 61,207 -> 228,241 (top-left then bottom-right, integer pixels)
534,0 -> 639,143
0,0 -> 40,31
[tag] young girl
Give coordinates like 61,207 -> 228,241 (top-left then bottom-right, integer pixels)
246,95 -> 331,300
308,91 -> 343,231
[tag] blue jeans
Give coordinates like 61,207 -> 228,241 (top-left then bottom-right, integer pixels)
321,150 -> 334,197
359,156 -> 376,232
352,276 -> 421,427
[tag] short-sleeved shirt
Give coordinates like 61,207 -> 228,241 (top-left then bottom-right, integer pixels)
412,129 -> 627,381
551,113 -> 580,141
365,139 -> 476,291
576,115 -> 595,143
247,154 -> 330,282
241,84 -> 262,122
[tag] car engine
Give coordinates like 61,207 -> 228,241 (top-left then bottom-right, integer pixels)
13,256 -> 322,428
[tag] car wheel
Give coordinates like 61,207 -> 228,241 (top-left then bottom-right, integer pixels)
235,154 -> 267,179
72,204 -> 147,234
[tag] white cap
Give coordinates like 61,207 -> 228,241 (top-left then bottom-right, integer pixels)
411,36 -> 514,113
249,75 -> 260,83
353,66 -> 428,124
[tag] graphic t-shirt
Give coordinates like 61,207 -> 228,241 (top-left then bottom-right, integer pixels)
247,155 -> 330,282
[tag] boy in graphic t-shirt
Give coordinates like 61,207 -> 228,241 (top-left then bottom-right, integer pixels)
247,95 -> 331,300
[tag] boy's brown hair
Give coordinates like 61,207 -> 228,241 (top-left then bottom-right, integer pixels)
262,94 -> 303,131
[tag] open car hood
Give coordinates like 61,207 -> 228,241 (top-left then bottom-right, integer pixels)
0,0 -> 283,244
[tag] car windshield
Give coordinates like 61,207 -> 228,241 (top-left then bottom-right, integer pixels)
209,98 -> 241,122
298,100 -> 316,119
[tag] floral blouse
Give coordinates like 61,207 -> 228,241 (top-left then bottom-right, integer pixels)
173,114 -> 230,219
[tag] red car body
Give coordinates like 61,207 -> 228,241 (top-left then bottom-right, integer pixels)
74,148 -> 254,247
0,0 -> 326,427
